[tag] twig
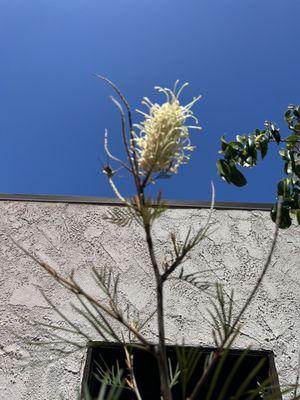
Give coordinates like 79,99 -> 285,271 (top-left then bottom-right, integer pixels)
94,74 -> 141,192
109,97 -> 139,192
188,199 -> 282,400
104,128 -> 132,173
9,235 -> 153,352
124,347 -> 143,400
162,182 -> 215,281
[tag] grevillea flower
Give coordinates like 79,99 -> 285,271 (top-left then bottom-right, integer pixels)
134,81 -> 202,175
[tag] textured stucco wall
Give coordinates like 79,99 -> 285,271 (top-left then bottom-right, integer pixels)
0,200 -> 299,399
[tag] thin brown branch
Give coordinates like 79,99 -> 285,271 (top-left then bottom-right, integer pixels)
104,128 -> 132,173
124,347 -> 143,400
188,199 -> 282,400
9,235 -> 153,352
94,74 -> 141,191
109,97 -> 140,191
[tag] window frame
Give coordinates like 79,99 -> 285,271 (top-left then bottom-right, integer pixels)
81,342 -> 282,399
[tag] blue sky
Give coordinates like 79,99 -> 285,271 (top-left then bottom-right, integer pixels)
0,0 -> 299,202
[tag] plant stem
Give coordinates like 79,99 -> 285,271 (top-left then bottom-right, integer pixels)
144,223 -> 173,400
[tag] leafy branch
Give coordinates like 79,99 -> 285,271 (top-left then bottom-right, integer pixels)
9,235 -> 153,351
217,104 -> 300,228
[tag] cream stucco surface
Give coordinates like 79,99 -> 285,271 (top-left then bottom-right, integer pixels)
0,199 -> 299,399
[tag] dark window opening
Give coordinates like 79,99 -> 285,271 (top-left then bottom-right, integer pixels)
82,342 -> 281,400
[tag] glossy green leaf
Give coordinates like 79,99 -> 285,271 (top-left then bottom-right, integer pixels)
223,146 -> 234,158
236,135 -> 246,143
295,165 -> 300,178
260,140 -> 268,159
277,179 -> 289,197
216,159 -> 231,181
271,205 -> 292,229
271,129 -> 281,144
245,156 -> 254,166
229,165 -> 247,187
279,149 -> 290,161
221,136 -> 228,152
294,106 -> 300,118
286,134 -> 300,150
247,136 -> 256,149
229,142 -> 243,150
217,160 -> 247,186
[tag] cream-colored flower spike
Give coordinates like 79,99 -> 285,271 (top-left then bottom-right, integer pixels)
134,81 -> 202,175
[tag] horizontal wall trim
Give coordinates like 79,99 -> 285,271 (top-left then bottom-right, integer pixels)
0,193 -> 273,211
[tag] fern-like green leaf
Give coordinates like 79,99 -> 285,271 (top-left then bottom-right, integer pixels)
103,207 -> 134,227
